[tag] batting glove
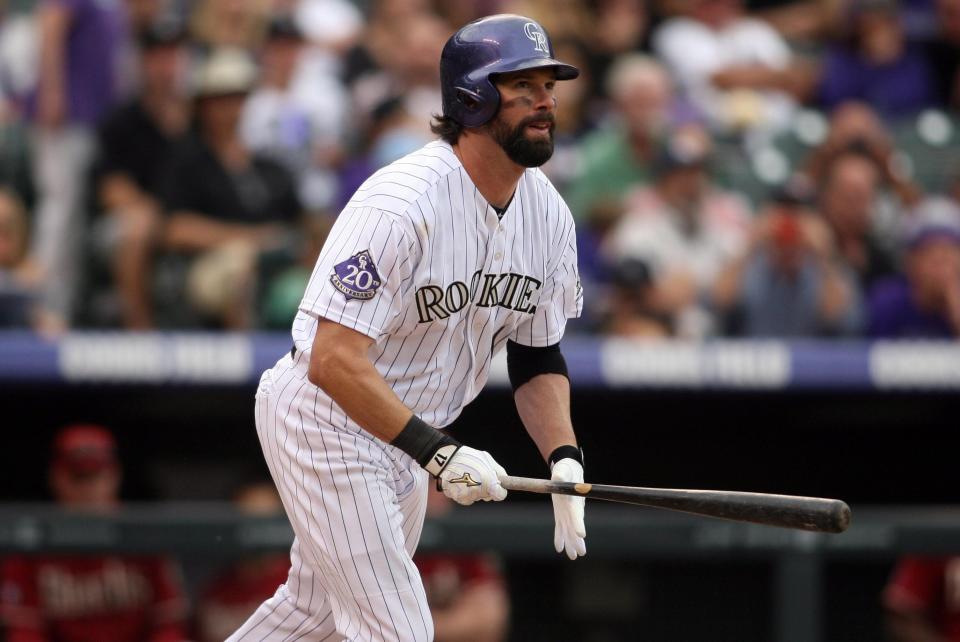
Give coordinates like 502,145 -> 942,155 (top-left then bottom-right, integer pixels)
551,458 -> 586,560
439,446 -> 508,506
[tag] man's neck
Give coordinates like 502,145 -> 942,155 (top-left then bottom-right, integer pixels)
453,132 -> 525,210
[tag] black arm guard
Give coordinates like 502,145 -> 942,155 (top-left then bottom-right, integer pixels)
506,340 -> 569,391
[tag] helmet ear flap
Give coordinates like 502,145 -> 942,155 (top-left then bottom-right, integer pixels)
451,81 -> 498,127
455,87 -> 483,110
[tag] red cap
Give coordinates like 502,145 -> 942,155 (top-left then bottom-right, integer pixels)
52,424 -> 117,476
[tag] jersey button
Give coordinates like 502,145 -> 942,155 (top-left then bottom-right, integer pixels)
494,252 -> 503,261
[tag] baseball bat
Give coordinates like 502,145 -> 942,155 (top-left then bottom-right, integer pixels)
498,475 -> 850,533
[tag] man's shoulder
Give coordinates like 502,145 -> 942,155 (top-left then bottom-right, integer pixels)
348,140 -> 459,215
528,169 -> 569,205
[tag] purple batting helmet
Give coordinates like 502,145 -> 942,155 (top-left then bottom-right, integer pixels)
440,14 -> 580,128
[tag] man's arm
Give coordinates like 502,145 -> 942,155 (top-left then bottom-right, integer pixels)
162,210 -> 287,252
513,372 -> 576,461
507,341 -> 585,559
308,318 -> 415,442
308,318 -> 507,505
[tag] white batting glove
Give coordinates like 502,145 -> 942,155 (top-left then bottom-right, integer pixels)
439,446 -> 508,506
551,458 -> 587,559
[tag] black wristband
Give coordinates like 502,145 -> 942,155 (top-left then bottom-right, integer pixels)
391,415 -> 461,477
548,445 -> 583,469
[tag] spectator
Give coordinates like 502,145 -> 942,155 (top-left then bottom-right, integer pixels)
157,47 -> 301,329
818,147 -> 902,291
193,482 -> 289,642
868,196 -> 960,338
0,424 -> 189,642
93,20 -> 191,329
602,126 -> 752,338
565,54 -> 675,224
415,486 -> 509,642
817,0 -> 937,121
652,0 -> 811,136
27,0 -> 126,325
884,556 -> 960,642
712,180 -> 862,337
800,101 -> 922,209
0,186 -> 49,330
241,14 -> 347,212
599,256 -> 672,337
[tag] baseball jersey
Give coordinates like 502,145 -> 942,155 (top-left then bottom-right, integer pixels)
291,140 -> 582,429
0,555 -> 187,642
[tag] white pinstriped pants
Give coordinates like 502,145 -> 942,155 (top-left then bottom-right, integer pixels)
228,354 -> 434,641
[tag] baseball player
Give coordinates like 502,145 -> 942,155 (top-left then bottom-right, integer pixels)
230,14 -> 585,641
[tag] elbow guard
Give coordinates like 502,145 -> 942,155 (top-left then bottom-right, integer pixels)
506,340 -> 568,391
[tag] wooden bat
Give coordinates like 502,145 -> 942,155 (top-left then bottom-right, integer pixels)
498,475 -> 851,533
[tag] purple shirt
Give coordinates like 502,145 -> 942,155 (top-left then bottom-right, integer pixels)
867,276 -> 954,338
818,44 -> 936,121
29,0 -> 125,125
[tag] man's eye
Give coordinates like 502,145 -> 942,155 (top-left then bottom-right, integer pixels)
515,81 -> 529,89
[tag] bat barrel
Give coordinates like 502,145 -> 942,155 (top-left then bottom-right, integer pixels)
499,476 -> 852,534
653,489 -> 852,533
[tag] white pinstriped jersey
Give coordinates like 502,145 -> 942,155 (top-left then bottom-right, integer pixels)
291,140 -> 582,429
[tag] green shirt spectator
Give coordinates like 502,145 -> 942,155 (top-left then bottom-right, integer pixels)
563,54 -> 674,223
565,125 -> 653,222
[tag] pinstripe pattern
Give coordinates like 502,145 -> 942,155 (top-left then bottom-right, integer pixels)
234,140 -> 581,640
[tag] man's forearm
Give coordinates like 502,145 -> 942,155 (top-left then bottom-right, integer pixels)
309,333 -> 416,443
513,373 -> 576,463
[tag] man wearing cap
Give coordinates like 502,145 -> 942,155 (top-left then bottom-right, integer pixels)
156,48 -> 301,329
868,196 -> 960,337
0,424 -> 188,642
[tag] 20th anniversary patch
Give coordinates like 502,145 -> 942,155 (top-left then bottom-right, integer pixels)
330,250 -> 383,301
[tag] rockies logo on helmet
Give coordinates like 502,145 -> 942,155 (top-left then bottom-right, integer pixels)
523,22 -> 549,53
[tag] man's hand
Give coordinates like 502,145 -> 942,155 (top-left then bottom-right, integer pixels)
551,458 -> 586,559
439,446 -> 508,506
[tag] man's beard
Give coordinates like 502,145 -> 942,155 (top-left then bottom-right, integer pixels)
486,113 -> 555,167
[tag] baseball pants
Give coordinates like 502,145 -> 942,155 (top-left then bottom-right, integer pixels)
228,354 -> 434,641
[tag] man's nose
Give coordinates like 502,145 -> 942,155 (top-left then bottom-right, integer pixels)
531,85 -> 556,111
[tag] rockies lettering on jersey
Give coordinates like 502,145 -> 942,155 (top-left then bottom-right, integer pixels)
414,272 -> 542,323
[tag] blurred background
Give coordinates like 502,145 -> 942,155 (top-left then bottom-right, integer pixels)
2,0 -> 960,640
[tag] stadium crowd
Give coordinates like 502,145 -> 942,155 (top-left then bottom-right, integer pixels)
1,0 -> 959,340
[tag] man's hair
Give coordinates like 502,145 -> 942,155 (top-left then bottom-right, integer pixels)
430,114 -> 465,145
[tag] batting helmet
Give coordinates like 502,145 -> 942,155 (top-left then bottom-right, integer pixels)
440,14 -> 579,128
